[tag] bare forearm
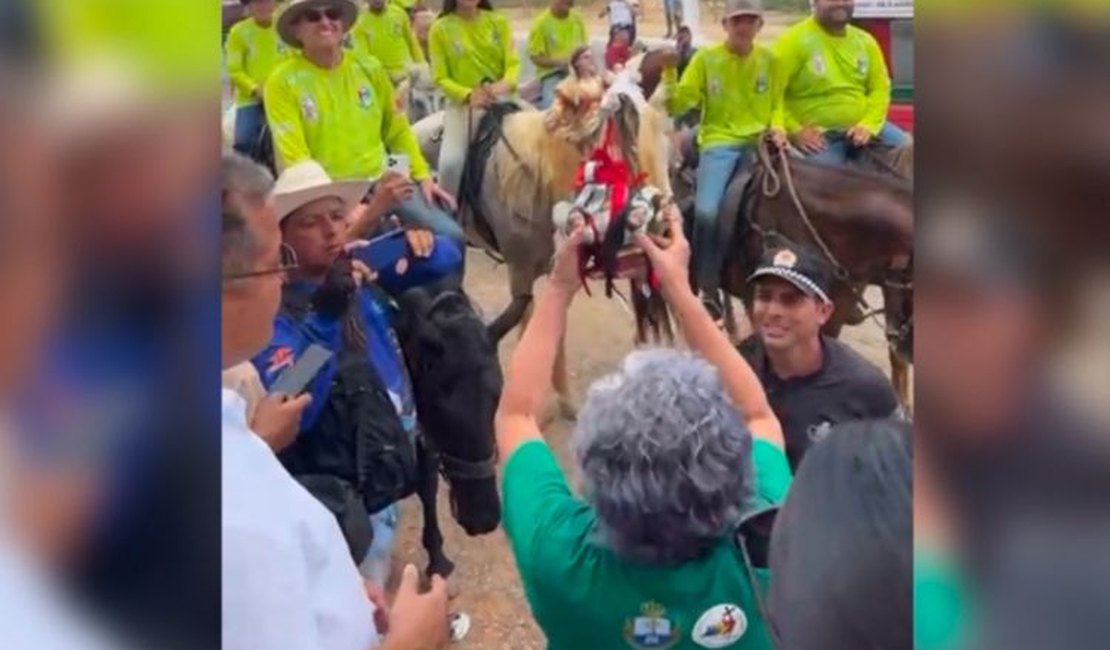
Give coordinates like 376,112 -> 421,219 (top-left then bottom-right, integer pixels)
664,282 -> 784,446
346,201 -> 389,241
499,284 -> 573,419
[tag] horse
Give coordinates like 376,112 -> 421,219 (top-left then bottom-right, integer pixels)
443,75 -> 673,416
392,279 -> 503,577
712,137 -> 915,405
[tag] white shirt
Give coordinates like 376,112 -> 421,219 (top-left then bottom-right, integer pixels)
221,389 -> 378,650
608,0 -> 634,27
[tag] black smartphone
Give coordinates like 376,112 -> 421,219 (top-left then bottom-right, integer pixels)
270,344 -> 333,396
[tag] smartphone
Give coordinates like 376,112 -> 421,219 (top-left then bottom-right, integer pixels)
386,153 -> 410,177
270,344 -> 333,396
349,229 -> 409,272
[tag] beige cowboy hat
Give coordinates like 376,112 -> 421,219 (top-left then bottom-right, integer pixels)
722,0 -> 764,19
272,160 -> 370,222
277,0 -> 359,49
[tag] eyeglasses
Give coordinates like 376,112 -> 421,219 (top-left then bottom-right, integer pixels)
224,243 -> 299,280
299,6 -> 344,23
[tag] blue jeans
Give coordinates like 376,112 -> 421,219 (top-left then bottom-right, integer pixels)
807,121 -> 911,167
694,144 -> 750,293
359,504 -> 399,586
391,184 -> 466,244
232,103 -> 266,158
538,71 -> 568,110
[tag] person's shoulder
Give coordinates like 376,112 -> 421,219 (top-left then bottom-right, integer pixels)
822,338 -> 897,395
267,55 -> 302,85
846,22 -> 881,46
776,15 -> 814,42
485,9 -> 511,26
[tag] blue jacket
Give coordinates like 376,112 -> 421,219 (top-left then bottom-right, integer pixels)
251,235 -> 463,432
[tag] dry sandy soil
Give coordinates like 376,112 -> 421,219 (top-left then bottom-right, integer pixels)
387,250 -> 896,649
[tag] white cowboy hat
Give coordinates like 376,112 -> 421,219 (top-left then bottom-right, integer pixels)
277,0 -> 359,49
272,160 -> 370,222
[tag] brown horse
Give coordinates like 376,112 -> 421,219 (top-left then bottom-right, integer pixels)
713,139 -> 915,404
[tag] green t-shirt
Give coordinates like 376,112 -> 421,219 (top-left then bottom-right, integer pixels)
427,10 -> 521,104
264,51 -> 431,181
664,43 -> 785,151
224,18 -> 290,106
352,5 -> 425,82
502,438 -> 792,649
915,548 -> 973,650
527,9 -> 589,79
772,16 -> 892,135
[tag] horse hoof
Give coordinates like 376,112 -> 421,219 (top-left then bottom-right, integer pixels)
426,557 -> 456,580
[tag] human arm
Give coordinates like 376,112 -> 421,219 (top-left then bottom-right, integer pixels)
770,31 -> 808,137
403,16 -> 426,64
225,27 -> 258,100
369,234 -> 463,296
492,14 -> 521,95
428,21 -> 473,103
858,35 -> 893,135
494,228 -> 584,462
633,209 -> 785,448
263,69 -> 311,170
663,50 -> 703,117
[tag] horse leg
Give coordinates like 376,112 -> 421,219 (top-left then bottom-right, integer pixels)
416,442 -> 454,579
890,351 -> 912,415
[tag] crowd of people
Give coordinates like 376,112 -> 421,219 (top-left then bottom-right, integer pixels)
222,0 -> 912,647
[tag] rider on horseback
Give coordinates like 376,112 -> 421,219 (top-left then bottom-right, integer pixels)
527,0 -> 588,109
660,0 -> 787,318
265,0 -> 464,244
350,0 -> 427,86
225,0 -> 288,158
773,0 -> 911,166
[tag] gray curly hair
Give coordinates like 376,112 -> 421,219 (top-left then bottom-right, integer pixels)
572,348 -> 754,565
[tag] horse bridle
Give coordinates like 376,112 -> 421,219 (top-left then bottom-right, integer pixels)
755,137 -> 915,345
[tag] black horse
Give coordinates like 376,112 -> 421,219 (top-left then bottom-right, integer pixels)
393,279 -> 503,577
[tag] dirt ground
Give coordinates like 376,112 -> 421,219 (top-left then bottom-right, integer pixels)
388,249 -> 896,648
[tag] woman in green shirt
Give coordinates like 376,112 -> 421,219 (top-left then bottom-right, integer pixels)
428,0 -> 521,201
496,209 -> 792,649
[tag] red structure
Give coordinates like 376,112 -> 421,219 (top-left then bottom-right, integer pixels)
853,1 -> 914,133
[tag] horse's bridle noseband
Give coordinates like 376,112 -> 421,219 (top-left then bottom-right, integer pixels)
437,449 -> 498,483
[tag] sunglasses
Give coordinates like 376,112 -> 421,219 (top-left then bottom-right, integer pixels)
224,243 -> 299,280
299,6 -> 344,23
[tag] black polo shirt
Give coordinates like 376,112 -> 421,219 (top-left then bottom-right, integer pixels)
739,335 -> 903,472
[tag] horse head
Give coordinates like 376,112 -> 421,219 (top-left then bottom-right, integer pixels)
544,75 -> 609,152
394,281 -> 503,536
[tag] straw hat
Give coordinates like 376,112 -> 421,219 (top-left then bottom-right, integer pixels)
277,0 -> 359,49
272,160 -> 370,222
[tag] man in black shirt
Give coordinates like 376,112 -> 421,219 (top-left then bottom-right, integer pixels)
738,244 -> 902,471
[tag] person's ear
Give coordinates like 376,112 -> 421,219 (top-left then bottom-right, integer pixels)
816,299 -> 835,326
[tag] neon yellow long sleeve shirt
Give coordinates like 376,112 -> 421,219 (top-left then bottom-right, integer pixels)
264,52 -> 432,181
224,18 -> 289,106
428,10 -> 520,104
352,6 -> 426,82
527,9 -> 588,79
772,16 -> 892,135
664,43 -> 784,150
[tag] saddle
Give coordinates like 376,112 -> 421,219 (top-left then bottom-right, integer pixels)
457,102 -> 523,254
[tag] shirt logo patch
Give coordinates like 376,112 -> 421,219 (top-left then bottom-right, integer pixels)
692,604 -> 748,648
358,85 -> 374,109
342,33 -> 355,50
452,38 -> 464,55
708,76 -> 722,97
856,54 -> 869,75
624,602 -> 680,649
393,20 -> 403,37
755,71 -> 768,94
300,95 -> 319,121
811,54 -> 827,76
266,347 -> 295,376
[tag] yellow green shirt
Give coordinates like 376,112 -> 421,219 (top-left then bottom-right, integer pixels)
225,18 -> 289,106
264,52 -> 432,181
665,43 -> 784,150
772,16 -> 892,135
352,6 -> 425,82
526,9 -> 588,79
428,10 -> 521,104
391,0 -> 417,10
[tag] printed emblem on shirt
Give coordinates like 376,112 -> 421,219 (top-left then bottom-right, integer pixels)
856,53 -> 869,75
807,420 -> 833,444
692,603 -> 748,648
357,85 -> 374,109
623,601 -> 680,649
490,25 -> 502,45
708,76 -> 722,97
300,95 -> 319,121
755,70 -> 769,94
393,19 -> 403,37
342,33 -> 355,50
266,347 -> 295,376
452,38 -> 464,56
810,53 -> 827,76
